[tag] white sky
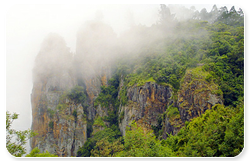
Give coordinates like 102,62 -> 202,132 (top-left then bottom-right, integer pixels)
2,0 -> 248,158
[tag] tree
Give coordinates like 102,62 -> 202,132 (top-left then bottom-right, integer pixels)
210,5 -> 219,23
238,8 -> 244,17
67,86 -> 86,104
164,104 -> 244,157
115,121 -> 173,157
159,4 -> 175,26
77,127 -> 122,157
26,147 -> 58,157
91,137 -> 124,157
6,111 -> 37,157
200,8 -> 209,21
169,74 -> 179,90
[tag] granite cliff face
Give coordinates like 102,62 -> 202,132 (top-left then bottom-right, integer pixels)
74,20 -> 116,120
118,82 -> 173,136
162,67 -> 223,139
177,68 -> 223,122
117,67 -> 223,139
31,21 -> 117,156
30,34 -> 87,156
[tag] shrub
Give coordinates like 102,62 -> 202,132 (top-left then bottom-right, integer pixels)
72,110 -> 77,120
119,110 -> 125,122
26,147 -> 58,157
93,117 -> 106,128
67,86 -> 86,104
166,105 -> 180,118
49,121 -> 54,130
47,108 -> 55,118
205,73 -> 213,82
119,88 -> 128,106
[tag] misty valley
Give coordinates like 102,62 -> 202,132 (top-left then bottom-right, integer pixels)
6,4 -> 244,157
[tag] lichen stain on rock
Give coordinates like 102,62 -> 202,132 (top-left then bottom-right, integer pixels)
85,78 -> 96,104
119,82 -> 173,135
101,74 -> 107,87
177,68 -> 223,122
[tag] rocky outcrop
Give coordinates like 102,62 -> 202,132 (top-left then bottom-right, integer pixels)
74,20 -> 117,121
31,21 -> 118,156
118,67 -> 223,139
30,34 -> 87,157
162,115 -> 182,139
177,67 -> 223,122
162,67 -> 223,139
32,98 -> 87,157
118,82 -> 173,136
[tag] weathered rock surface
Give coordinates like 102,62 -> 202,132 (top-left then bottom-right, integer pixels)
118,82 -> 173,136
162,68 -> 223,139
31,21 -> 117,156
30,34 -> 87,157
118,68 -> 223,139
75,20 -> 116,121
177,68 -> 223,122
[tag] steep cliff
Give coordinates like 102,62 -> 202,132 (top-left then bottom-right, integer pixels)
117,66 -> 223,139
30,34 -> 87,157
177,67 -> 223,122
31,21 -> 117,156
162,66 -> 223,139
74,20 -> 117,121
118,82 -> 173,136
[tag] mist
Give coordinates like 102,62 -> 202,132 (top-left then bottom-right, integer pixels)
6,3 -> 243,154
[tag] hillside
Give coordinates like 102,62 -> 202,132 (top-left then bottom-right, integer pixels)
30,5 -> 244,157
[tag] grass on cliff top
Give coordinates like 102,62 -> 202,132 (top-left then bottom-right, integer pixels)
180,66 -> 223,97
126,73 -> 156,87
180,66 -> 214,85
184,66 -> 209,80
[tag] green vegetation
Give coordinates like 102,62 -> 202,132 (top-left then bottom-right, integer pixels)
162,103 -> 244,157
166,105 -> 180,118
91,137 -> 124,157
78,74 -> 123,157
26,147 -> 58,157
76,4 -> 244,157
119,110 -> 125,123
86,102 -> 243,157
47,108 -> 55,118
48,121 -> 54,130
56,103 -> 67,111
119,7 -> 243,106
151,115 -> 163,139
114,122 -> 173,157
72,110 -> 77,120
67,86 -> 86,104
6,111 -> 37,157
94,74 -> 120,127
119,87 -> 128,106
77,126 -> 122,157
93,116 -> 106,128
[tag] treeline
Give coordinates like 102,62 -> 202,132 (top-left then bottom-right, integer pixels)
167,4 -> 244,26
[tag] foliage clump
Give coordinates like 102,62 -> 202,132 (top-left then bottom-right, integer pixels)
67,86 -> 86,104
163,103 -> 244,157
6,111 -> 37,157
26,147 -> 58,157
